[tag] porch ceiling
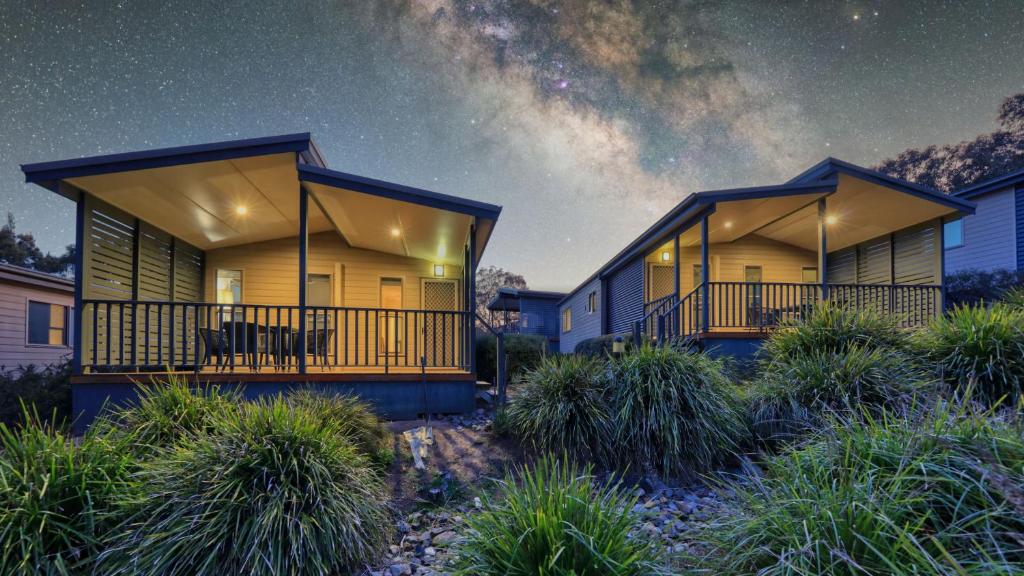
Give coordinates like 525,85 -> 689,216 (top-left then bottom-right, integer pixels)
65,153 -> 333,249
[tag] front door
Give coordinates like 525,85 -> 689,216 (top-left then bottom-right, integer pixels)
379,278 -> 403,359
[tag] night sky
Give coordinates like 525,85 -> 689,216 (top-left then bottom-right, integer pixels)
2,1 -> 1022,290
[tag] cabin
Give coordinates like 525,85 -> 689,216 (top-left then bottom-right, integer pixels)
485,287 -> 565,352
558,158 -> 976,356
946,167 -> 1024,274
20,134 -> 501,431
0,263 -> 74,371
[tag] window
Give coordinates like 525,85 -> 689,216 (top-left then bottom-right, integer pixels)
586,291 -> 597,314
28,301 -> 68,346
562,307 -> 572,332
692,264 -> 702,288
801,267 -> 818,283
306,274 -> 332,306
216,270 -> 242,304
944,217 -> 964,249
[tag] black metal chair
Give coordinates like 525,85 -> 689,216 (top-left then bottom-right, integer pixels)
221,321 -> 263,371
286,327 -> 335,368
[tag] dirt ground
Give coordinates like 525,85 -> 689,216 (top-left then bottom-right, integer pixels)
385,417 -> 524,513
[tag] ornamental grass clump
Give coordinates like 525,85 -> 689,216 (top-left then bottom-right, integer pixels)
1002,285 -> 1024,309
917,303 -> 1024,407
612,345 -> 745,477
102,396 -> 392,576
751,302 -> 926,444
0,408 -> 136,576
101,374 -> 239,450
702,400 -> 1024,575
286,389 -> 391,466
506,354 -> 614,464
456,456 -> 665,576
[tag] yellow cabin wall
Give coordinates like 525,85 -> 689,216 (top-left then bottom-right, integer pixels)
203,231 -> 465,310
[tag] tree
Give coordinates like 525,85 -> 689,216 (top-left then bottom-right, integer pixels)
475,265 -> 527,328
0,213 -> 75,276
875,93 -> 1024,192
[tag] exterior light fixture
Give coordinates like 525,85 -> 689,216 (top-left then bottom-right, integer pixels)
235,205 -> 248,216
390,227 -> 401,237
433,264 -> 445,277
825,215 -> 838,226
612,336 -> 625,355
661,251 -> 671,262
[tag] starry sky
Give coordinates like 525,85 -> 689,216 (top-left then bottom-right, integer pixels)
2,1 -> 1023,291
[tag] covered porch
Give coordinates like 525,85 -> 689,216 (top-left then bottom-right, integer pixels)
636,165 -> 974,343
22,134 -> 500,379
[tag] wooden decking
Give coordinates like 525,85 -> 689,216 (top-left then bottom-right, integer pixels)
71,367 -> 475,385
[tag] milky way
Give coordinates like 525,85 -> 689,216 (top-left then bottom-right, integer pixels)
1,1 -> 1022,290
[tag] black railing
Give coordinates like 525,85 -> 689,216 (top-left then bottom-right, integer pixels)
80,300 -> 471,374
638,282 -> 942,343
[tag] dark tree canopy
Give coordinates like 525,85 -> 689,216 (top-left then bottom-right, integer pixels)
0,213 -> 75,276
875,93 -> 1024,192
475,265 -> 527,328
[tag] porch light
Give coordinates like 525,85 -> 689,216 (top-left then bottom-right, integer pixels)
724,221 -> 733,229
390,226 -> 401,237
433,264 -> 445,277
661,251 -> 671,262
826,215 -> 838,225
235,205 -> 248,216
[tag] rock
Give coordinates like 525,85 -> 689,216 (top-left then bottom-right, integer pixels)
425,546 -> 437,556
389,563 -> 412,576
397,521 -> 411,533
433,530 -> 459,546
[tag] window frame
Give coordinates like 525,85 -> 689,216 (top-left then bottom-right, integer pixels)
26,300 -> 69,348
943,217 -> 964,249
586,291 -> 597,314
562,307 -> 573,333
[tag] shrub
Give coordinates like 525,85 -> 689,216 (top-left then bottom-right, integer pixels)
476,333 -> 548,384
749,345 -> 924,443
0,409 -> 136,576
506,354 -> 613,464
101,375 -> 239,450
1002,285 -> 1024,309
759,301 -> 910,361
456,456 -> 664,575
917,303 -> 1024,407
573,333 -> 633,358
286,389 -> 391,466
102,396 -> 391,576
612,345 -> 745,477
945,268 -> 1024,308
0,362 -> 71,427
703,401 -> 1024,575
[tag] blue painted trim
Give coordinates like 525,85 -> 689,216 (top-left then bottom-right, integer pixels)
297,164 -> 502,221
700,215 -> 709,332
71,186 -> 85,375
1017,186 -> 1024,271
954,167 -> 1024,200
788,157 -> 976,214
469,223 -> 477,375
298,185 -> 309,374
21,133 -> 314,183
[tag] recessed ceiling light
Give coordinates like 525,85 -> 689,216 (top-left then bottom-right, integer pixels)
235,205 -> 248,216
826,215 -> 838,225
390,227 -> 401,237
724,221 -> 733,229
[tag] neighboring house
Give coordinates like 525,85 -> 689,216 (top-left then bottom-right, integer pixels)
21,133 -> 501,431
485,287 -> 565,352
945,167 -> 1024,273
0,263 -> 74,371
558,158 -> 975,356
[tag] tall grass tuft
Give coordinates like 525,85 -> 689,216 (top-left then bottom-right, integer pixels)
506,354 -> 614,464
1002,285 -> 1024,309
101,374 -> 239,450
701,399 -> 1024,575
612,345 -> 745,477
917,303 -> 1024,407
102,396 -> 392,576
760,300 -> 911,361
456,456 -> 665,575
0,407 -> 136,576
750,345 -> 922,443
286,389 -> 391,466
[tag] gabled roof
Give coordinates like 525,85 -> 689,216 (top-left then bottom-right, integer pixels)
0,263 -> 74,292
787,157 -> 976,213
21,133 -> 323,191
953,166 -> 1024,199
487,287 -> 567,311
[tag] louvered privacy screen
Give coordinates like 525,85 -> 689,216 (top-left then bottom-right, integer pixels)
83,196 -> 204,368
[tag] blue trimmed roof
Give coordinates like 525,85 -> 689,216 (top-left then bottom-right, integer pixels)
953,166 -> 1024,199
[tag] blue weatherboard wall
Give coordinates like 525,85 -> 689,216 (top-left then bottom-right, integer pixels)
70,379 -> 475,434
559,277 -> 602,353
946,186 -> 1018,273
518,296 -> 561,351
606,256 -> 645,334
1017,187 -> 1024,270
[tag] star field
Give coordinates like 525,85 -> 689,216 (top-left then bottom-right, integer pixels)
1,1 -> 1022,290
